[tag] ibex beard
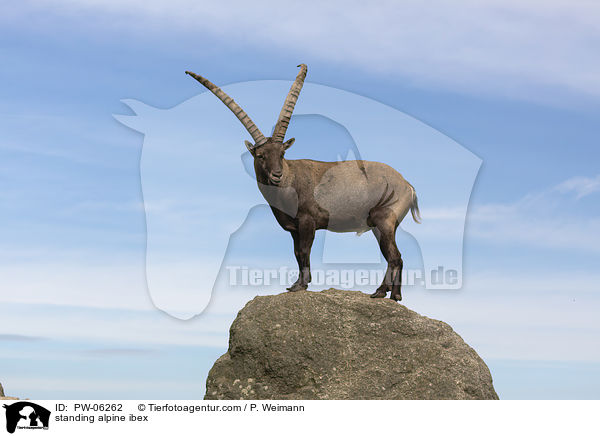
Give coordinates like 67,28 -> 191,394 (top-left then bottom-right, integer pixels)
185,64 -> 420,301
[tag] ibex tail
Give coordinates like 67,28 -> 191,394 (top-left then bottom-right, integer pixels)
409,185 -> 421,224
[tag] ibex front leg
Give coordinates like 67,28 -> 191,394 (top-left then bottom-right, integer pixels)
287,216 -> 316,292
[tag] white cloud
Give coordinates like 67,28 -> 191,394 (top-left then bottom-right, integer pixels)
0,262 -> 151,311
424,174 -> 600,252
0,259 -> 273,346
0,175 -> 598,360
2,266 -> 600,361
10,0 -> 600,103
471,208 -> 600,253
409,269 -> 600,361
555,174 -> 600,199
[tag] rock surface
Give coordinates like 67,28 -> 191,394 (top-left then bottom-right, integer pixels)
205,288 -> 498,400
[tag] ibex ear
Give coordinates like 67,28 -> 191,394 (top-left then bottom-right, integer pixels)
244,140 -> 256,155
283,138 -> 295,150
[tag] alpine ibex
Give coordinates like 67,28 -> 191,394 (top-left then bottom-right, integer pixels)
185,65 -> 420,301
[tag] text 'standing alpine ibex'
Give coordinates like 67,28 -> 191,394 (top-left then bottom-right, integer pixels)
185,64 -> 420,301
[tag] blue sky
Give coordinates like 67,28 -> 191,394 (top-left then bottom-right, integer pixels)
1,0 -> 599,399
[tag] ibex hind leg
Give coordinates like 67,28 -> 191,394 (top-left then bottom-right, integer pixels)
368,207 -> 403,301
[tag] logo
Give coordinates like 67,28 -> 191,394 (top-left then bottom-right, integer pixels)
3,402 -> 50,434
115,79 -> 481,318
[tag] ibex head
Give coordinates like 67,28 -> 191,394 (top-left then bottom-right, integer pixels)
185,64 -> 307,186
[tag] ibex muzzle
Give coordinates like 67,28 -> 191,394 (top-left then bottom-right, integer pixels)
186,65 -> 420,301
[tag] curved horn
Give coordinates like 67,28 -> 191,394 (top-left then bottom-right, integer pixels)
271,64 -> 307,143
185,71 -> 267,147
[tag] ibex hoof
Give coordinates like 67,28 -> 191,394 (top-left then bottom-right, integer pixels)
287,283 -> 307,292
370,290 -> 387,298
390,294 -> 402,302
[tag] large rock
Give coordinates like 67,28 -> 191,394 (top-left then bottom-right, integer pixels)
205,289 -> 498,400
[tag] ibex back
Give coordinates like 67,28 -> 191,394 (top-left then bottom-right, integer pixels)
186,65 -> 420,301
